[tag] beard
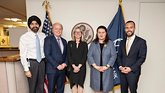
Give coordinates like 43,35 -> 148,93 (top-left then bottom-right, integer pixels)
31,27 -> 39,33
126,30 -> 134,37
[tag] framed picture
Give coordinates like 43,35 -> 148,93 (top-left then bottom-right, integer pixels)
0,36 -> 9,46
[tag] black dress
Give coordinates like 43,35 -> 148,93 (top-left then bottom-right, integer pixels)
67,41 -> 88,88
99,43 -> 104,91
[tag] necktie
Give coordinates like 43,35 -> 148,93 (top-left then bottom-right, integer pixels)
57,37 -> 62,52
36,34 -> 41,62
126,38 -> 130,55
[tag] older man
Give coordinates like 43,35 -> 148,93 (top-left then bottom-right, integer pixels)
44,22 -> 67,93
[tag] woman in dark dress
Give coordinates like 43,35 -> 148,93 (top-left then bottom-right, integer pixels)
67,27 -> 88,93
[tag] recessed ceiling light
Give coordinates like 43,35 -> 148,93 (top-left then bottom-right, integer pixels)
4,18 -> 22,22
23,22 -> 27,24
11,18 -> 21,22
4,18 -> 11,21
3,25 -> 16,28
17,21 -> 27,24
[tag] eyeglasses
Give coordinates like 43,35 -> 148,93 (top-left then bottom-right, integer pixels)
74,32 -> 81,34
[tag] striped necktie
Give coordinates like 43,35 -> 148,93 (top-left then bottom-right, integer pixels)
57,37 -> 62,52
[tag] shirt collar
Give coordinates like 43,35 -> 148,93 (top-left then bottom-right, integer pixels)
54,35 -> 61,40
28,30 -> 40,36
127,34 -> 135,40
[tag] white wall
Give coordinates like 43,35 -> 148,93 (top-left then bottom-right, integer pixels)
26,0 -> 140,40
9,27 -> 27,47
26,0 -> 165,93
138,2 -> 165,93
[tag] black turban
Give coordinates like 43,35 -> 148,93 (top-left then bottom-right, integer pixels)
27,15 -> 41,28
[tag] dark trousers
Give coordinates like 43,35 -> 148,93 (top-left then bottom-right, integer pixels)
47,70 -> 65,93
120,72 -> 140,93
28,59 -> 45,93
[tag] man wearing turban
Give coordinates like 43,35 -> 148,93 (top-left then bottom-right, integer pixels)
19,15 -> 46,93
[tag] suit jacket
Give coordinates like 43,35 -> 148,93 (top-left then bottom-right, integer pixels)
44,35 -> 67,73
88,40 -> 117,92
117,35 -> 147,74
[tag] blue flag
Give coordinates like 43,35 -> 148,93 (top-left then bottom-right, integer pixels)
42,11 -> 52,36
107,4 -> 125,86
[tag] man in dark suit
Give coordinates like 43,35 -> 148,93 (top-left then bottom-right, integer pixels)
44,22 -> 67,93
117,20 -> 147,93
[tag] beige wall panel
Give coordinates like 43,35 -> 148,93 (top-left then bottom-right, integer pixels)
15,62 -> 29,93
6,62 -> 17,93
0,62 -> 9,93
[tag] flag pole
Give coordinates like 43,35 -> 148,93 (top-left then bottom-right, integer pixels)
42,0 -> 52,23
112,88 -> 115,93
119,0 -> 125,22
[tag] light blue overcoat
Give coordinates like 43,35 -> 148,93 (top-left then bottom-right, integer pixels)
88,40 -> 117,93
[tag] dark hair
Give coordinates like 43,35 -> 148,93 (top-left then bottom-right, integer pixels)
125,20 -> 136,28
93,25 -> 109,44
27,15 -> 41,28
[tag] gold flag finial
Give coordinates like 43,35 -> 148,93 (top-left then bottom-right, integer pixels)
42,0 -> 52,23
119,0 -> 122,5
42,0 -> 51,12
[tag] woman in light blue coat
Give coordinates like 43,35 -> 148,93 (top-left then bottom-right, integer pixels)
88,26 -> 117,93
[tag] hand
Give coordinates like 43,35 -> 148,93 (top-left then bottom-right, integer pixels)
124,67 -> 132,73
100,66 -> 109,72
119,66 -> 125,71
73,66 -> 80,73
57,65 -> 63,70
61,63 -> 67,69
25,71 -> 32,78
120,67 -> 132,74
92,64 -> 102,72
78,64 -> 82,69
72,64 -> 80,73
94,65 -> 102,72
121,68 -> 127,74
119,66 -> 127,73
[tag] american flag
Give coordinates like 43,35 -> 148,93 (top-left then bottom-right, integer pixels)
42,11 -> 52,36
42,11 -> 52,93
44,76 -> 48,93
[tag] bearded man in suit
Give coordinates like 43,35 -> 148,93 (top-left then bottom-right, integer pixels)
117,20 -> 147,93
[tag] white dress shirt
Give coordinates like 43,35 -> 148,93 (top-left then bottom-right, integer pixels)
54,35 -> 64,54
19,31 -> 46,71
126,34 -> 136,54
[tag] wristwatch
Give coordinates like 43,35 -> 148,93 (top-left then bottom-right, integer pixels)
106,64 -> 110,68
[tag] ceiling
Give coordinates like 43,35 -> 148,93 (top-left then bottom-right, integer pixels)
0,0 -> 26,27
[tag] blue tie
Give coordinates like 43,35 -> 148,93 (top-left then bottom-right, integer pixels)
36,34 -> 41,62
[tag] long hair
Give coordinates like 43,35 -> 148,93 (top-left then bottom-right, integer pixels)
72,27 -> 82,42
93,25 -> 109,44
